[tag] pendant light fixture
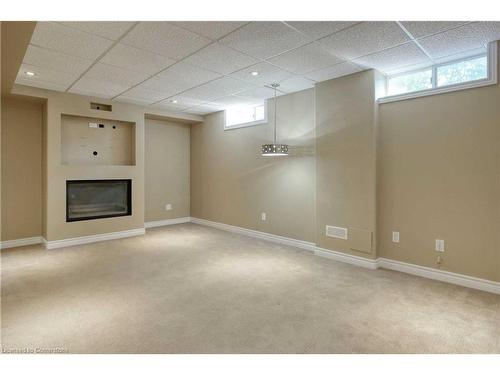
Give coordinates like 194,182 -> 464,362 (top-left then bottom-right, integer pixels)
261,83 -> 289,157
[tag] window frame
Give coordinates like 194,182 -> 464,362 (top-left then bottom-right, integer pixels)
223,101 -> 268,131
379,42 -> 497,104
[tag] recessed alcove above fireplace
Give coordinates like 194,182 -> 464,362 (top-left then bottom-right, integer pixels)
61,114 -> 135,166
66,180 -> 132,222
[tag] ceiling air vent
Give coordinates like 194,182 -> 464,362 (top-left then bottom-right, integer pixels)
90,102 -> 112,112
326,225 -> 348,240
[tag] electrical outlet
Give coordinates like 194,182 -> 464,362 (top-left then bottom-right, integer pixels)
435,239 -> 445,252
436,255 -> 443,266
88,122 -> 99,128
165,204 -> 172,211
261,212 -> 266,221
392,231 -> 400,243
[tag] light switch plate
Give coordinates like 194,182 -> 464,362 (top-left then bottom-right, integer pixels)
261,212 -> 266,221
165,204 -> 172,211
435,239 -> 445,252
392,231 -> 400,243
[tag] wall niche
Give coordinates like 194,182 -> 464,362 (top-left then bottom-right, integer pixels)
61,114 -> 135,166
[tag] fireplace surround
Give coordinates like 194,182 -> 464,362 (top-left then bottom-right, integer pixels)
66,179 -> 132,222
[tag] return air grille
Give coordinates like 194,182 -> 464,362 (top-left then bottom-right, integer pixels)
90,102 -> 112,112
326,225 -> 348,240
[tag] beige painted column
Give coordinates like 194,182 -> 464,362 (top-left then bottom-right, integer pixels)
315,69 -> 383,259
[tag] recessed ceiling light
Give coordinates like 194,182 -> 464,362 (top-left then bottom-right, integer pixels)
170,99 -> 178,104
25,71 -> 35,77
251,71 -> 259,76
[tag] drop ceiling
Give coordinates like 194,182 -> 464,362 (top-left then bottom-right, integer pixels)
15,21 -> 500,115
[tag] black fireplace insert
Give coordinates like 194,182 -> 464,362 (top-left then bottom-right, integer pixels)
66,179 -> 132,222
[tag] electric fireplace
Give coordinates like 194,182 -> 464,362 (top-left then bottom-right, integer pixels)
66,179 -> 131,222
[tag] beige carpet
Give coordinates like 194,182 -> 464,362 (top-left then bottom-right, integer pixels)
1,223 -> 499,353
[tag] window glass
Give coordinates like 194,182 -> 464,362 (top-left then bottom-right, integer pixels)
437,56 -> 487,87
387,69 -> 433,96
255,105 -> 265,121
225,103 -> 266,128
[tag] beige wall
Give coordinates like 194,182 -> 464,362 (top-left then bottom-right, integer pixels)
61,114 -> 135,166
1,22 -> 2,242
44,91 -> 145,241
191,65 -> 499,282
11,84 -> 201,242
191,88 -> 316,242
378,67 -> 500,282
145,118 -> 190,222
315,70 -> 381,258
3,39 -> 499,283
1,97 -> 43,240
41,101 -> 47,238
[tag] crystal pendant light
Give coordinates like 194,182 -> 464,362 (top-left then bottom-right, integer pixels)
261,83 -> 289,156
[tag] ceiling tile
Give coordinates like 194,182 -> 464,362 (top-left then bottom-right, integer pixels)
23,44 -> 94,75
236,86 -> 281,100
211,95 -> 263,108
116,86 -> 167,104
101,43 -> 176,75
183,103 -> 224,115
171,21 -> 247,40
121,21 -> 211,60
433,46 -> 487,64
31,22 -> 114,59
159,96 -> 206,108
285,21 -> 360,40
382,61 -> 435,76
15,77 -> 68,92
157,61 -> 221,88
183,43 -> 259,75
152,101 -> 191,111
114,97 -> 153,106
229,62 -> 293,86
277,76 -> 315,93
84,62 -> 150,86
400,21 -> 469,39
354,42 -> 431,74
318,21 -> 410,60
138,76 -> 190,98
180,76 -> 257,101
305,61 -> 364,82
268,42 -> 344,74
219,21 -> 310,59
16,63 -> 79,87
418,22 -> 500,59
69,77 -> 131,99
58,21 -> 136,40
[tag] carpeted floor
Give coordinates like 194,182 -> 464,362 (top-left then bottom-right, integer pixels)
1,223 -> 499,353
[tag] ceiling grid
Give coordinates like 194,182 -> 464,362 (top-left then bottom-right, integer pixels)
15,21 -> 500,115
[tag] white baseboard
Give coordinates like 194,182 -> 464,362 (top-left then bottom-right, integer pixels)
377,258 -> 500,295
145,217 -> 191,228
190,217 -> 317,252
44,228 -> 145,249
0,236 -> 44,249
190,217 -> 500,295
315,247 -> 378,270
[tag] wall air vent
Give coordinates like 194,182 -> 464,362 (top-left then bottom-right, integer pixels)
90,102 -> 112,112
326,225 -> 348,240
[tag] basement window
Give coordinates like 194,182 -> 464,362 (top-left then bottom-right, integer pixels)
224,102 -> 267,130
380,42 -> 497,103
436,55 -> 488,87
